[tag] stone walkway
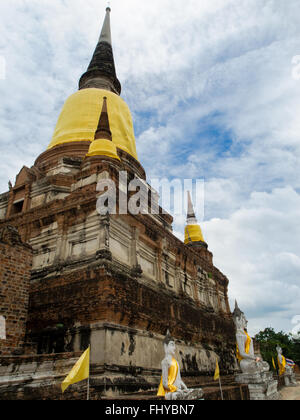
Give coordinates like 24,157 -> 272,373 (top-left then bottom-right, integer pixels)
280,381 -> 300,400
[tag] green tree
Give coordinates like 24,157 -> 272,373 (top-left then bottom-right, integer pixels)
290,336 -> 300,366
255,328 -> 300,369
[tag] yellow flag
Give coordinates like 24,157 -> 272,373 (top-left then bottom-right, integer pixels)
61,347 -> 90,393
272,357 -> 276,370
214,359 -> 220,381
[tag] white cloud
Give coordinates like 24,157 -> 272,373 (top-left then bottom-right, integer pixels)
205,186 -> 300,335
0,0 -> 300,335
172,185 -> 300,336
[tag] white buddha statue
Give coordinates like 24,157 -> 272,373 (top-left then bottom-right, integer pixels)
276,346 -> 298,387
157,331 -> 204,400
233,301 -> 269,374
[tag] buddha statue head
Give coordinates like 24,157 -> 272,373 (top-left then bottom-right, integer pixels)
163,330 -> 176,357
232,301 -> 248,331
276,346 -> 282,355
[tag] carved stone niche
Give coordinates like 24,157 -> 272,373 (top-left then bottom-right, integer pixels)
96,249 -> 112,261
131,264 -> 143,278
0,225 -> 23,246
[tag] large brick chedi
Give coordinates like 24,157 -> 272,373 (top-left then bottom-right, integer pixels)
0,8 -> 236,399
0,226 -> 32,356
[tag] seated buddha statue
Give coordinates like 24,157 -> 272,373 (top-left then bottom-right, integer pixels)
233,301 -> 269,374
157,331 -> 204,400
276,346 -> 298,387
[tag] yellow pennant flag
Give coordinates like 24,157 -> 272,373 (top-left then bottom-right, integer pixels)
272,357 -> 276,370
61,347 -> 90,393
214,358 -> 220,381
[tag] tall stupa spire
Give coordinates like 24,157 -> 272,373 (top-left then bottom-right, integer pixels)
86,96 -> 120,161
79,7 -> 121,94
95,96 -> 112,141
98,6 -> 112,45
184,191 -> 207,249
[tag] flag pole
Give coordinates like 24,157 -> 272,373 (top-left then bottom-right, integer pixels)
87,345 -> 91,401
214,358 -> 224,400
218,376 -> 224,401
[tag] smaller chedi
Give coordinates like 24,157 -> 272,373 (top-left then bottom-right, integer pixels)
276,346 -> 298,387
233,302 -> 279,400
157,331 -> 204,400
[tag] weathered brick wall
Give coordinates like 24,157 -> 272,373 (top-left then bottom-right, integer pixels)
0,226 -> 32,356
27,261 -> 235,372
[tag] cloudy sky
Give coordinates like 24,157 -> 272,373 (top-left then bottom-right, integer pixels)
0,0 -> 300,336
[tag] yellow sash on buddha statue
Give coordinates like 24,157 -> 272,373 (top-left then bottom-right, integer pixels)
236,330 -> 251,362
278,355 -> 286,376
157,357 -> 178,397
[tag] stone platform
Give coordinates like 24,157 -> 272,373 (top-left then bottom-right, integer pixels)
0,353 -> 248,400
235,371 -> 279,400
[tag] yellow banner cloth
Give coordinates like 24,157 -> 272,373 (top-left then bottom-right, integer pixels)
61,347 -> 90,393
214,359 -> 220,381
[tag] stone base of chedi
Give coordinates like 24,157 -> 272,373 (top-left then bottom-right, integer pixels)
235,371 -> 279,401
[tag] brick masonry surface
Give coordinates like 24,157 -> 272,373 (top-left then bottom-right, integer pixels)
0,227 -> 33,356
